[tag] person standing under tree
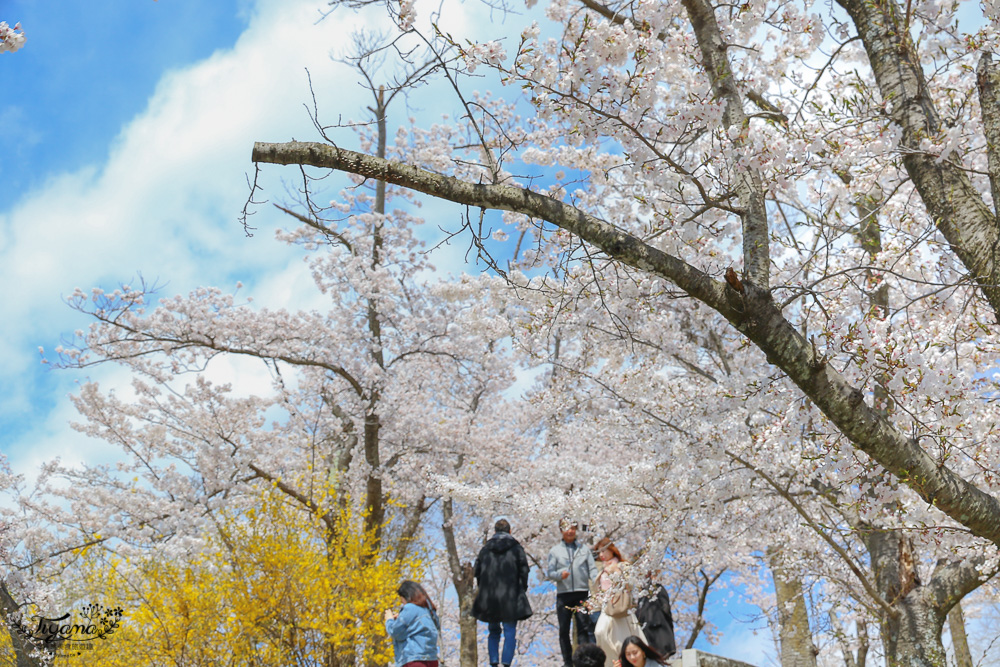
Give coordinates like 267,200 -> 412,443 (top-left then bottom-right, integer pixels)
385,581 -> 441,667
593,538 -> 646,667
472,519 -> 533,667
547,518 -> 598,667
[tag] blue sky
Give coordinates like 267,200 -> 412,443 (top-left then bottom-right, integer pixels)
1,1 -> 250,202
1,0 -> 243,427
0,0 -> 525,481
0,0 -> 379,473
0,0 -> 784,663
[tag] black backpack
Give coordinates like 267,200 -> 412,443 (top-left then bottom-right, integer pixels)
635,584 -> 676,658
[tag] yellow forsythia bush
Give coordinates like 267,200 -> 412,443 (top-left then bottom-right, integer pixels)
69,486 -> 421,667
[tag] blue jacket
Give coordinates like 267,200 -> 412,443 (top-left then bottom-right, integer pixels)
386,602 -> 439,666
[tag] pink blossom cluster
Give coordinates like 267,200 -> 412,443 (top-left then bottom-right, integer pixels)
463,40 -> 506,73
397,0 -> 416,31
0,21 -> 24,53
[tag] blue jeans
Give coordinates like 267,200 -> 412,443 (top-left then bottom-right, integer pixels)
487,621 -> 517,665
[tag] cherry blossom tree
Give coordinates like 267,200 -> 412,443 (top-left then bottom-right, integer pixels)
23,76 -> 547,666
505,257 -> 997,664
492,290 -> 987,663
257,0 -> 1000,538
251,0 -> 1000,663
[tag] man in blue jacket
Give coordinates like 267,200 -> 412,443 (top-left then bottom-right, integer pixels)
546,519 -> 598,667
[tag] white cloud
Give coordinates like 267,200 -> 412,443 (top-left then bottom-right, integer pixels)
1,0 -> 537,484
0,0 -> 385,479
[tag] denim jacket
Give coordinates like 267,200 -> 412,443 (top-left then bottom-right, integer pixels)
386,602 -> 439,666
546,539 -> 598,594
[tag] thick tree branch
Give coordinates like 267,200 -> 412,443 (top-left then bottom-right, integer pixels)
680,0 -> 770,288
977,53 -> 1000,217
837,0 -> 1000,316
252,140 -> 1000,549
253,141 -> 733,314
926,557 -> 995,613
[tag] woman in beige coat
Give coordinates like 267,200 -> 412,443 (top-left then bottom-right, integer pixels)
592,539 -> 646,667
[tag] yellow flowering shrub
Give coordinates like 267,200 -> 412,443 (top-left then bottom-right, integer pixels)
0,625 -> 13,666
69,486 -> 420,667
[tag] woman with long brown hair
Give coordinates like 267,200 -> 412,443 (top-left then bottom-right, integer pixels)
385,580 -> 440,667
592,539 -> 646,667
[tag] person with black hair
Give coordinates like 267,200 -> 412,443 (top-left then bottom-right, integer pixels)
635,583 -> 675,658
573,643 -> 608,667
472,519 -> 533,667
614,635 -> 667,667
385,580 -> 440,667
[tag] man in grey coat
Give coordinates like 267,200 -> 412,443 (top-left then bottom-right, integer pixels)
546,519 -> 598,667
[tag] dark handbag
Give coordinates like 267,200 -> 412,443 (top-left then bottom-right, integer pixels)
636,584 -> 676,657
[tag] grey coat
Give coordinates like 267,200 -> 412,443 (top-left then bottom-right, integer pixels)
546,540 -> 598,594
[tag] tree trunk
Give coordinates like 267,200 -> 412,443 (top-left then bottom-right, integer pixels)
362,410 -> 383,539
861,529 -> 989,667
882,595 -> 947,667
457,579 -> 478,667
0,582 -> 44,667
864,530 -> 944,667
362,86 -> 388,542
947,602 -> 973,667
442,498 -> 478,667
768,551 -> 818,667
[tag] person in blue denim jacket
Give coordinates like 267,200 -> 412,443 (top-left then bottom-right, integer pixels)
385,580 -> 441,667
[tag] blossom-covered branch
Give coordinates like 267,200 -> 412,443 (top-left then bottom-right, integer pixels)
252,139 -> 1000,553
